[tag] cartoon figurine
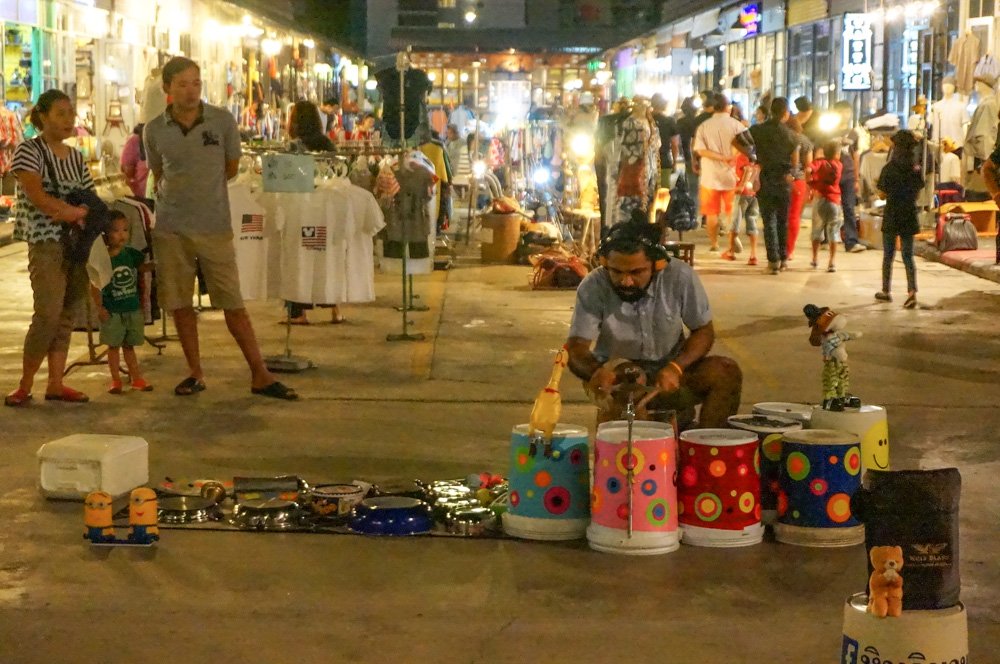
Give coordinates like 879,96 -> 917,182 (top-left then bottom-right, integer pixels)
83,491 -> 116,544
529,346 -> 568,457
867,545 -> 904,618
127,487 -> 160,545
804,304 -> 863,410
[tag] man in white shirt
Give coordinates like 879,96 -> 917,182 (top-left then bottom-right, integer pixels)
693,94 -> 753,252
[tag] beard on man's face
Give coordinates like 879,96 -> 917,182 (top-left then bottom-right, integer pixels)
612,282 -> 648,303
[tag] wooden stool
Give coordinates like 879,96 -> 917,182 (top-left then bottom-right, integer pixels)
663,241 -> 695,266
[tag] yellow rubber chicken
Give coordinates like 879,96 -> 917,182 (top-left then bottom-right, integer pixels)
529,347 -> 568,454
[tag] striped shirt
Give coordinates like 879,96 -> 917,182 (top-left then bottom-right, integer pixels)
12,138 -> 94,244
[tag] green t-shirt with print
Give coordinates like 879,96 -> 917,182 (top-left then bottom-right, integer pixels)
101,246 -> 144,314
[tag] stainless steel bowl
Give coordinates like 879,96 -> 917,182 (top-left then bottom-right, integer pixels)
448,507 -> 496,536
158,496 -> 222,524
231,498 -> 302,531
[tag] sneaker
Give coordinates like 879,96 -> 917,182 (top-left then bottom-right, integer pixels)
875,291 -> 892,302
849,244 -> 867,253
779,260 -> 788,272
827,265 -> 837,273
733,236 -> 743,254
747,256 -> 758,266
768,262 -> 779,275
721,250 -> 736,261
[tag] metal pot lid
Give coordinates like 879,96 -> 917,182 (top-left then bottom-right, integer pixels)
359,496 -> 425,510
158,478 -> 233,497
238,498 -> 298,512
312,484 -> 365,497
158,496 -> 216,513
451,507 -> 494,524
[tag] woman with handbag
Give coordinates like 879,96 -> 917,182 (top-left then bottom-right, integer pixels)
5,90 -> 93,407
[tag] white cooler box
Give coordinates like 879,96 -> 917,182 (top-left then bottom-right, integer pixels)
37,434 -> 149,500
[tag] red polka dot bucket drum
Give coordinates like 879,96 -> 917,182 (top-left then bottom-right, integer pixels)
774,429 -> 865,547
727,414 -> 804,526
586,421 -> 679,555
677,428 -> 764,547
502,424 -> 590,541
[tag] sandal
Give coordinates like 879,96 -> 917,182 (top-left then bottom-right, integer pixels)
4,388 -> 32,407
251,381 -> 299,401
44,387 -> 90,403
108,380 -> 123,395
174,377 -> 206,396
747,257 -> 757,266
903,294 -> 917,309
131,379 -> 154,392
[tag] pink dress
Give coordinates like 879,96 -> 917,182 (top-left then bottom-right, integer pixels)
120,134 -> 149,198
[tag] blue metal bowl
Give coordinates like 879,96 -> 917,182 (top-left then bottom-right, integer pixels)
349,496 -> 434,536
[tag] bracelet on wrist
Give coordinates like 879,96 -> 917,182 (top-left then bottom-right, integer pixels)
668,361 -> 684,376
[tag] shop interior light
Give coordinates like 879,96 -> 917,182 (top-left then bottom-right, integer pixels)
365,79 -> 378,90
262,38 -> 282,56
428,72 -> 437,82
460,72 -> 469,82
819,111 -> 841,133
532,167 -> 552,185
472,160 -> 487,178
302,38 -> 315,49
446,72 -> 456,83
570,133 -> 595,159
314,63 -> 332,75
464,10 -> 478,24
886,5 -> 903,20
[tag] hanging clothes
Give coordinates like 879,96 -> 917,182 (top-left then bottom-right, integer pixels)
228,182 -> 270,302
383,162 -> 435,259
948,32 -> 982,95
419,140 -> 450,223
0,107 -> 22,175
964,93 -> 999,162
932,95 -> 970,146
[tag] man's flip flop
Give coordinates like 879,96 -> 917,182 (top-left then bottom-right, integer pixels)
174,377 -> 206,396
44,387 -> 90,402
251,381 -> 299,400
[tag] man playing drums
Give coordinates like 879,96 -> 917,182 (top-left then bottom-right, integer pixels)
565,224 -> 742,429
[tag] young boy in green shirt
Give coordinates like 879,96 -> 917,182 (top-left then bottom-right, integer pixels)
90,212 -> 153,394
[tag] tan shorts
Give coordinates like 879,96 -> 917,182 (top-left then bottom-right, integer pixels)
152,231 -> 244,311
700,187 -> 735,217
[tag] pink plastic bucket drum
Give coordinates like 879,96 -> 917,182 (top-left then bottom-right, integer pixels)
727,414 -> 804,526
587,421 -> 679,555
678,428 -> 764,547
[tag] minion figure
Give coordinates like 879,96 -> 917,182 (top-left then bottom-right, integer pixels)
83,491 -> 116,544
127,488 -> 159,544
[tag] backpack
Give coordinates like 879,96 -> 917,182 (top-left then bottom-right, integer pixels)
666,173 -> 698,232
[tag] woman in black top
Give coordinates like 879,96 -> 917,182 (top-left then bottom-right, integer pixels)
875,130 -> 924,309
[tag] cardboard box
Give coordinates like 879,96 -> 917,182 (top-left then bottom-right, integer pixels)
38,434 -> 149,500
938,202 -> 997,235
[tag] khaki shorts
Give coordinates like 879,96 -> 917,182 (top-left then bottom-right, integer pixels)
152,231 -> 244,311
699,187 -> 735,217
100,310 -> 145,347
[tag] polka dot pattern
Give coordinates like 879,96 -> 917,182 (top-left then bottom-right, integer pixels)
677,434 -> 762,533
508,429 -> 591,523
775,438 -> 862,529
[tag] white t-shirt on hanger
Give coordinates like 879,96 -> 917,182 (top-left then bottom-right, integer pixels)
229,182 -> 269,301
272,191 -> 347,304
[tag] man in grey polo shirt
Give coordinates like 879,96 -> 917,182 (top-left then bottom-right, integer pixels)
565,225 -> 741,428
144,56 -> 297,400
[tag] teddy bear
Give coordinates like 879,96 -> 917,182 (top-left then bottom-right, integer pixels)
804,304 -> 863,410
867,545 -> 904,618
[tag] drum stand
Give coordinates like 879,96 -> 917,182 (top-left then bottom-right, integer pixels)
625,394 -> 636,537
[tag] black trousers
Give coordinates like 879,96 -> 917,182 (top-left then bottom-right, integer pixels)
841,178 -> 860,249
757,182 -> 790,265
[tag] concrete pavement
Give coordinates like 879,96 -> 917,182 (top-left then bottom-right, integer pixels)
0,225 -> 998,663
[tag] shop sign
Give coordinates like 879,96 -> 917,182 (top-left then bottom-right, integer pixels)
842,13 -> 873,91
738,4 -> 761,37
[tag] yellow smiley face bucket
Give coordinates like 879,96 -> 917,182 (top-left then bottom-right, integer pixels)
809,405 -> 889,474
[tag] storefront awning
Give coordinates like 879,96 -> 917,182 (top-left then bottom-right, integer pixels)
690,9 -> 721,39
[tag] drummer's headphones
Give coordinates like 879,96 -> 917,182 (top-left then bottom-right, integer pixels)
597,224 -> 670,272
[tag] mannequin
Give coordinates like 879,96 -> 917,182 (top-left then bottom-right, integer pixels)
964,79 -> 998,167
932,77 -> 970,147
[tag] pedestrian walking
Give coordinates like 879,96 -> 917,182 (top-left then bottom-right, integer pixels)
785,116 -> 813,261
808,141 -> 844,272
833,100 -> 866,253
693,93 -> 750,252
5,90 -> 92,407
144,56 -> 297,400
722,149 -> 760,266
875,130 -> 924,309
748,97 -> 798,274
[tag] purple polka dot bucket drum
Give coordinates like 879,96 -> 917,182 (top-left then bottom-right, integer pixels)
774,429 -> 865,547
677,428 -> 764,547
586,421 -> 679,555
502,424 -> 590,541
727,414 -> 804,526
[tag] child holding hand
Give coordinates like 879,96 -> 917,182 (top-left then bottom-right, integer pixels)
90,212 -> 153,394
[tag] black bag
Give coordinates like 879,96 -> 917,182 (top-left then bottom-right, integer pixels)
851,468 -> 962,610
37,138 -> 111,263
666,173 -> 698,232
